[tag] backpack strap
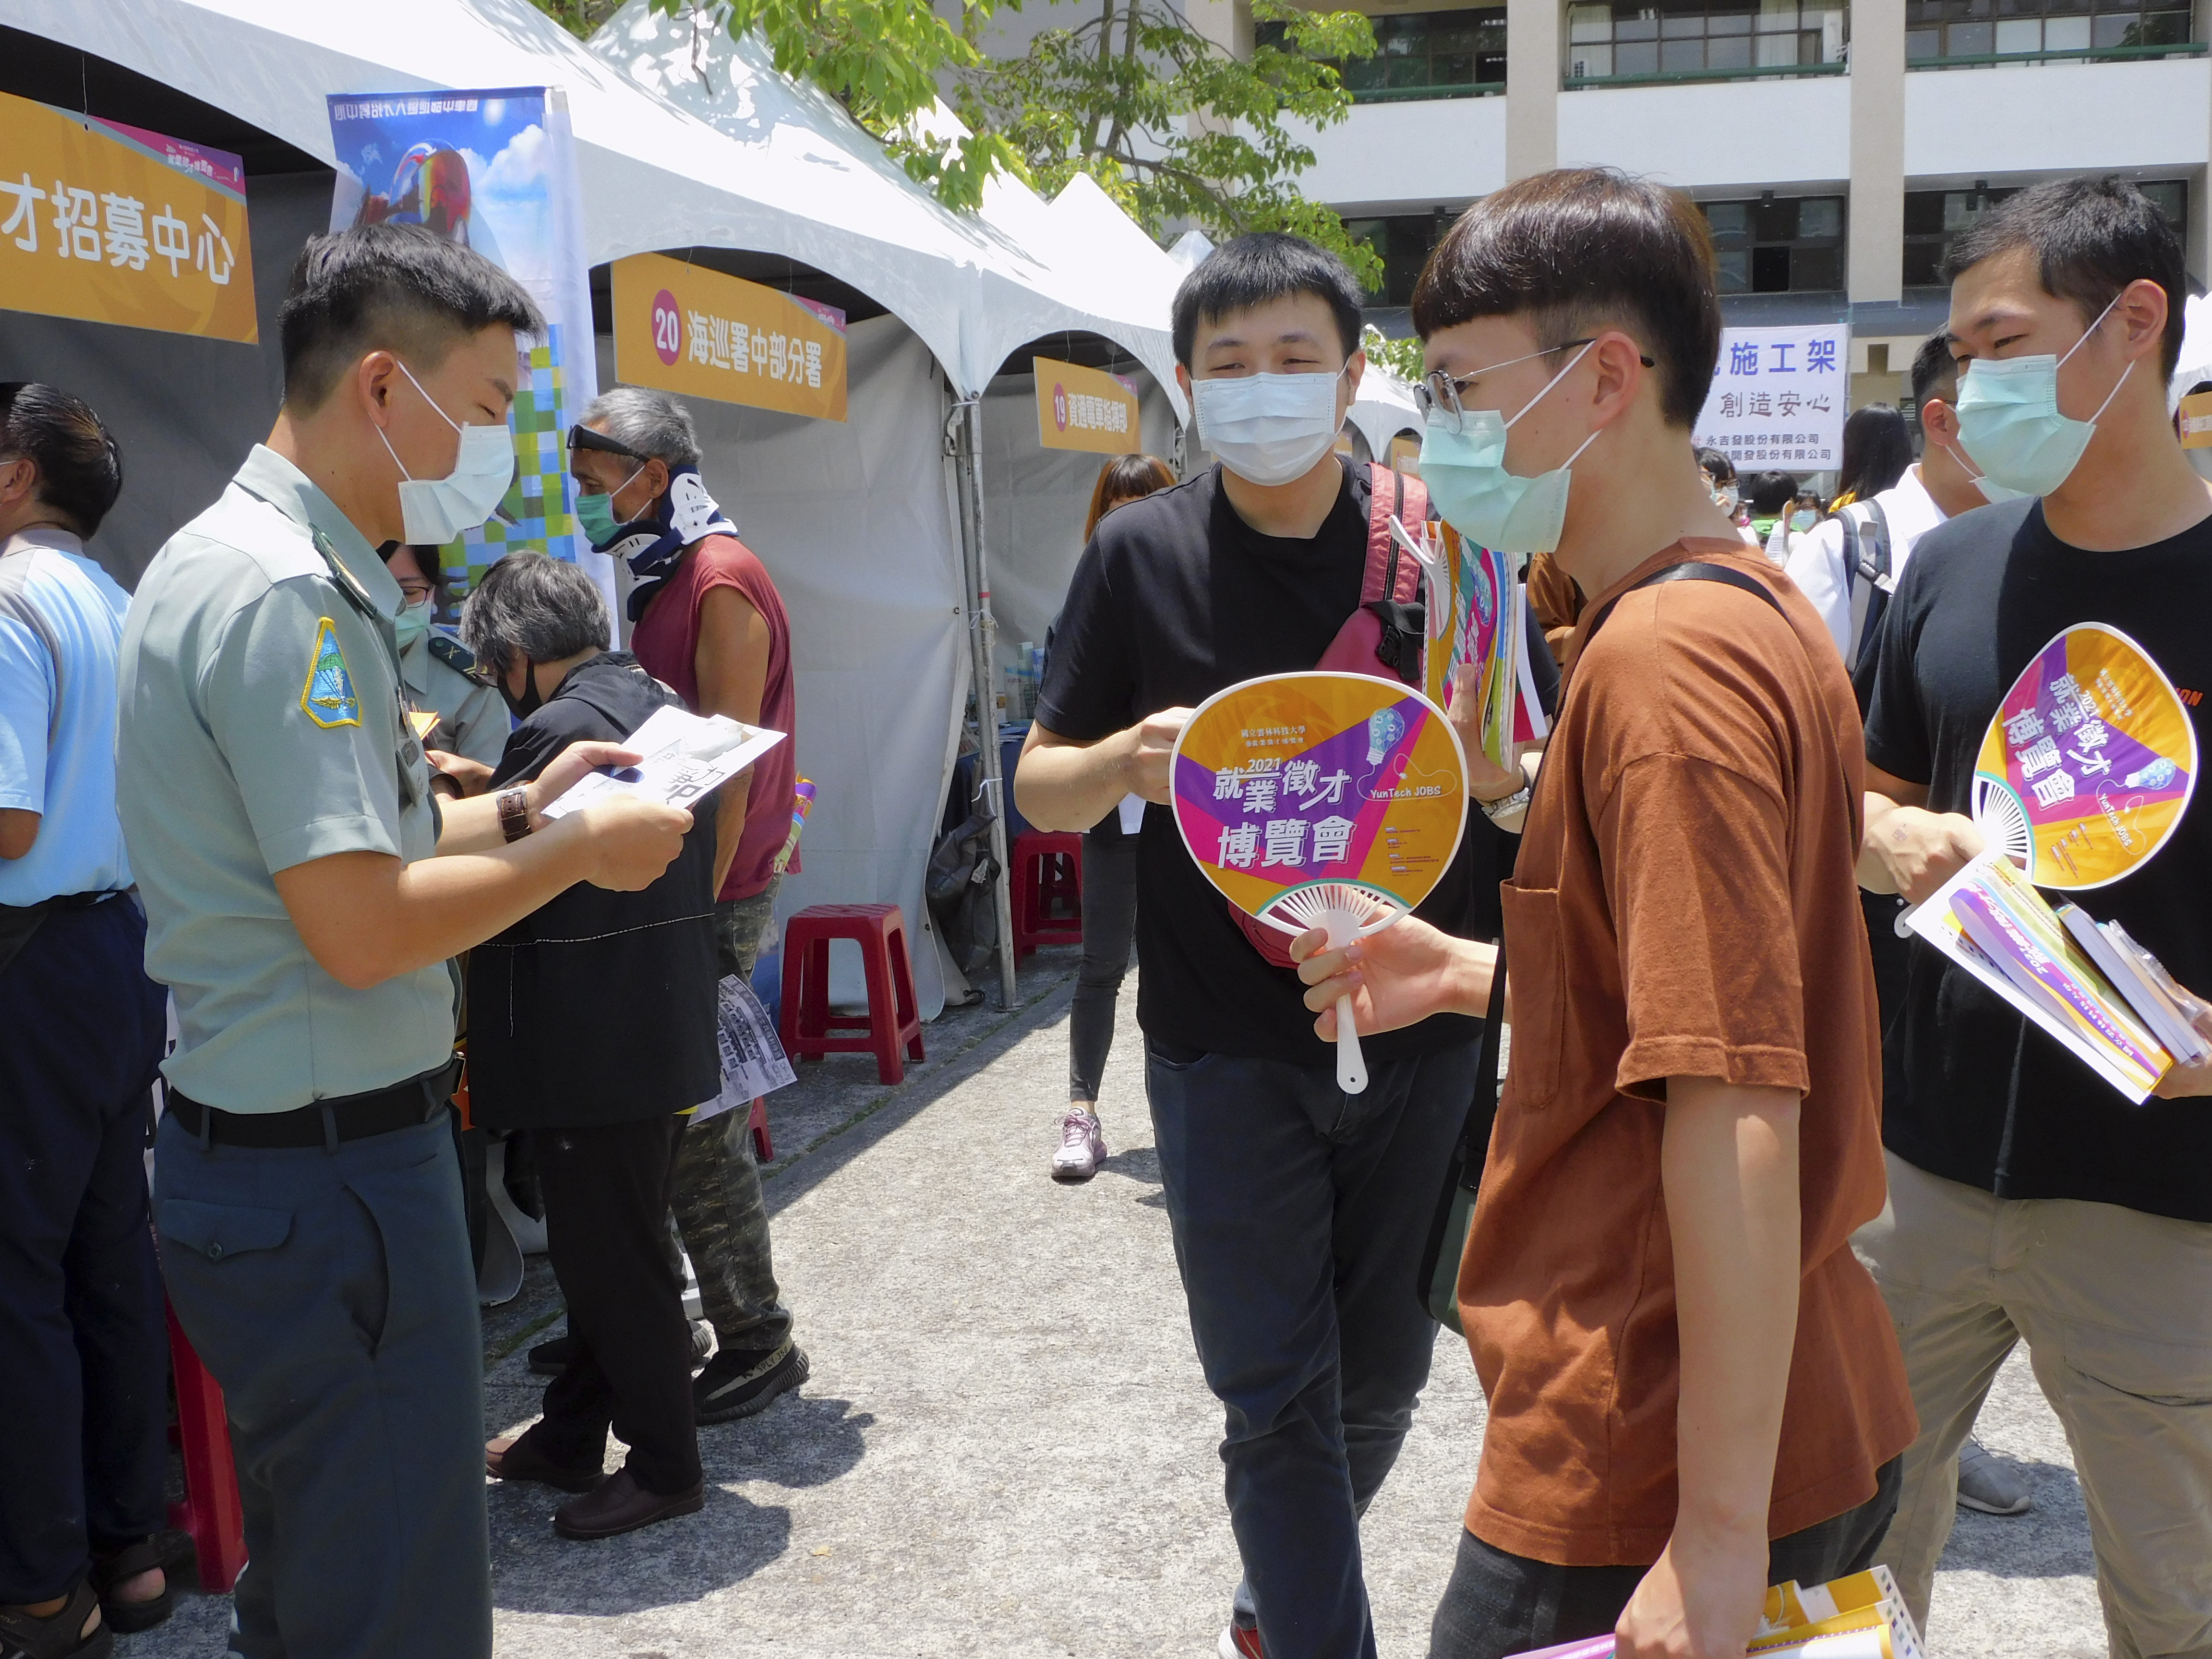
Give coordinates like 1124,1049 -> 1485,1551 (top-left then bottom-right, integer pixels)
1361,462 -> 1426,680
1583,559 -> 1783,644
1840,499 -> 1893,678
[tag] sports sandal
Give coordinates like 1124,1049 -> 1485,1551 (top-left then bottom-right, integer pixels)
89,1536 -> 174,1635
0,1579 -> 113,1659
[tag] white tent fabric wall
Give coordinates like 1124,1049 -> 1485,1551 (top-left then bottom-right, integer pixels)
599,319 -> 965,1022
977,374 -> 1183,676
1346,365 -> 1425,469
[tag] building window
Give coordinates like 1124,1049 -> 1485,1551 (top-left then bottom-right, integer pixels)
1699,196 -> 1846,292
1566,0 -> 1846,81
1258,9 -> 1504,100
1905,0 -> 2193,61
1345,213 -> 1453,306
1902,180 -> 2187,286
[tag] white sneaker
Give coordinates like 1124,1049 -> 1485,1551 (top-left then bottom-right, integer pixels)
1051,1109 -> 1106,1182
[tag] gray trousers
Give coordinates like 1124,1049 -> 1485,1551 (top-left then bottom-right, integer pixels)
671,882 -> 792,1353
155,1114 -> 489,1659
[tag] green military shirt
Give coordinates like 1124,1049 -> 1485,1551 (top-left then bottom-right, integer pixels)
118,445 -> 453,1113
401,624 -> 508,768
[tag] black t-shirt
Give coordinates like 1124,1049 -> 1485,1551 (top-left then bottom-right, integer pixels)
1037,460 -> 1486,1063
1863,498 -> 2212,1221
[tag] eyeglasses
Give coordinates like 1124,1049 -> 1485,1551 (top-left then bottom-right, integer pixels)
1412,338 -> 1657,429
396,578 -> 437,605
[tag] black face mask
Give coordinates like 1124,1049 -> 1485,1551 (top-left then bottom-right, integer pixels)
498,656 -> 543,721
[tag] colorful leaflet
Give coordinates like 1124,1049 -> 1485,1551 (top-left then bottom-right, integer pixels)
1904,850 -> 2171,1100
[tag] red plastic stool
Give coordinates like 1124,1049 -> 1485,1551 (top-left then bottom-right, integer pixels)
166,1301 -> 247,1593
1010,831 -> 1084,958
779,903 -> 926,1084
747,1095 -> 773,1163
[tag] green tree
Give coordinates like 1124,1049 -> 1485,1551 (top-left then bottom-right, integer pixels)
944,0 -> 1382,284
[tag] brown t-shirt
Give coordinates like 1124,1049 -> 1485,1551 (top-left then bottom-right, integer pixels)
1526,553 -> 1586,659
1459,539 -> 1915,1567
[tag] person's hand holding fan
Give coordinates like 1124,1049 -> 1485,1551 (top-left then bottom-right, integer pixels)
1171,672 -> 1469,1093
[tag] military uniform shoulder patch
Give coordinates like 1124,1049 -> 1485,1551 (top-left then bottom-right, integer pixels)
427,632 -> 478,676
301,617 -> 362,728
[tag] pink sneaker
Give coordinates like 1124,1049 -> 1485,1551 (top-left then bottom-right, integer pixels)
1051,1109 -> 1106,1182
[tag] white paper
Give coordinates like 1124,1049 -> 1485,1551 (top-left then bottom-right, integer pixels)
539,704 -> 786,820
1118,793 -> 1146,834
693,974 -> 797,1123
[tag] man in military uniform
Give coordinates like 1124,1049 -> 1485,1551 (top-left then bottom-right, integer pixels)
381,541 -> 507,770
116,224 -> 690,1659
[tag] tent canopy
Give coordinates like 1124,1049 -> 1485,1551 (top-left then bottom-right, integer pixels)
589,0 -> 1186,410
7,0 -> 1184,398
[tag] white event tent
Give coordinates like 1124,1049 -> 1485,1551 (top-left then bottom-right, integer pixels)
0,0 -> 1199,1018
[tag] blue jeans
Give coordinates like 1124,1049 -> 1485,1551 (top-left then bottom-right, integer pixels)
155,1113 -> 490,1659
1147,1037 -> 1482,1659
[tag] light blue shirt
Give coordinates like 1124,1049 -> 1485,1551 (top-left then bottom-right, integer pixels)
118,446 -> 452,1112
0,526 -> 133,904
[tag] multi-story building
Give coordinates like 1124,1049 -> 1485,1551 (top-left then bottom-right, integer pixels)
1268,0 -> 2206,412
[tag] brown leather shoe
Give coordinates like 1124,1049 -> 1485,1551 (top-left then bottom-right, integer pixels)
485,1434 -> 603,1494
553,1469 -> 705,1540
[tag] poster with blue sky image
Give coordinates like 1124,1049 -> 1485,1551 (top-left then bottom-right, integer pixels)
325,87 -> 609,612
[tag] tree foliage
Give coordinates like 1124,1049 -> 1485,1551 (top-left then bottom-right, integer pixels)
529,0 -> 1382,285
1362,323 -> 1426,383
943,0 -> 1381,284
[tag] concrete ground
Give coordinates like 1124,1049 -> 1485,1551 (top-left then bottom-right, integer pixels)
132,950 -> 2104,1658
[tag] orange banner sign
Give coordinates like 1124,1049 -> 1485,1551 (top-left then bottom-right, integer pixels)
0,91 -> 257,343
1034,356 -> 1142,455
611,251 -> 846,421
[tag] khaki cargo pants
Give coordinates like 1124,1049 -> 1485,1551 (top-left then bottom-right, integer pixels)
1853,1152 -> 2212,1659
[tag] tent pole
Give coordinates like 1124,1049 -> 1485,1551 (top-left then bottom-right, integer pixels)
948,392 -> 1021,1011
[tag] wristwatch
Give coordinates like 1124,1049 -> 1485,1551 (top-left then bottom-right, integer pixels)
1477,781 -> 1532,822
496,787 -> 534,843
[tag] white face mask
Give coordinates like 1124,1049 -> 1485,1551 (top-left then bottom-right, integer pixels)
375,361 -> 514,545
1192,365 -> 1348,487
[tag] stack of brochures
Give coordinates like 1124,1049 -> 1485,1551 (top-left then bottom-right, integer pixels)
1505,1565 -> 1923,1659
1902,850 -> 2207,1101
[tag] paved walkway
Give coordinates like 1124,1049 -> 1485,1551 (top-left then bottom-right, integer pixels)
135,953 -> 2103,1658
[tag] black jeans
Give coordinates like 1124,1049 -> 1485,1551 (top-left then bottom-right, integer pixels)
1147,1038 -> 1483,1659
1069,830 -> 1139,1104
1428,1456 -> 1904,1659
526,1116 -> 700,1495
0,898 -> 167,1602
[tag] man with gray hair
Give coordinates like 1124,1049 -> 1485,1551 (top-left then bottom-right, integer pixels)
461,553 -> 723,1541
565,387 -> 807,1424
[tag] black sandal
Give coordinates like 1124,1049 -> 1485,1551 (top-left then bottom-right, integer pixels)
0,1578 -> 114,1658
88,1536 -> 174,1636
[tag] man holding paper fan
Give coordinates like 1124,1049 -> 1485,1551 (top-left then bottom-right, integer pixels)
1018,233 -> 1518,1659
1292,169 -> 1917,1659
1851,176 -> 2212,1655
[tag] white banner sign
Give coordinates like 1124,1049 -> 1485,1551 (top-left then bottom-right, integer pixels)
1693,324 -> 1849,474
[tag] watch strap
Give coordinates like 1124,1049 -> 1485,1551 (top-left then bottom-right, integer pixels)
497,787 -> 533,842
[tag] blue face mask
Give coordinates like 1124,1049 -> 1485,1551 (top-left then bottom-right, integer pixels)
576,461 -> 646,550
1956,295 -> 2130,497
1419,342 -> 1599,554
